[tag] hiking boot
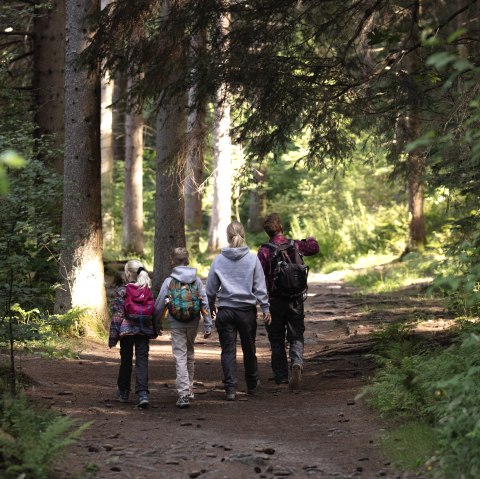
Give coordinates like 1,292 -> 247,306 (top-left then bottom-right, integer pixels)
225,390 -> 237,401
289,364 -> 302,391
176,395 -> 190,409
116,389 -> 129,403
136,391 -> 150,409
247,379 -> 260,395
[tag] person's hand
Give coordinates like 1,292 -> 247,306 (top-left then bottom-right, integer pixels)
204,331 -> 212,339
263,312 -> 272,325
209,305 -> 217,320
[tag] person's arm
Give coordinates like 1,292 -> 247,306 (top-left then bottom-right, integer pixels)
108,288 -> 125,347
196,278 -> 212,337
153,278 -> 170,326
295,237 -> 319,256
252,256 -> 270,315
257,245 -> 270,274
205,259 -> 220,317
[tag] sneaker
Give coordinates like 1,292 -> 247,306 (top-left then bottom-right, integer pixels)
176,395 -> 190,409
116,389 -> 129,403
225,390 -> 237,401
188,390 -> 195,400
247,379 -> 260,395
289,364 -> 302,391
136,391 -> 150,409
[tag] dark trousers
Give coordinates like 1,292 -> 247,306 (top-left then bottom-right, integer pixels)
266,297 -> 305,383
117,335 -> 149,394
215,306 -> 258,392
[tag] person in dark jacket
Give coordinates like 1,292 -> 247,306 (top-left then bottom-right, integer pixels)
257,213 -> 319,390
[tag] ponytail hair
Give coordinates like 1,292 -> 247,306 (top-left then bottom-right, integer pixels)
226,220 -> 246,248
124,259 -> 152,288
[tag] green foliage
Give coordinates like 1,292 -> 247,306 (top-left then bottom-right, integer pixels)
382,422 -> 437,471
346,253 -> 439,294
0,150 -> 25,196
0,390 -> 89,479
365,322 -> 480,478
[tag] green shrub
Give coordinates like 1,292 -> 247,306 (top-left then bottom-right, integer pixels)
0,390 -> 89,479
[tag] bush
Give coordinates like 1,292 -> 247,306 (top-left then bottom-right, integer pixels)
0,387 -> 89,479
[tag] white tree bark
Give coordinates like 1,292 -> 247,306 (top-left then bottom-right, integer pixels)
208,11 -> 232,252
100,54 -> 115,249
55,0 -> 109,330
123,77 -> 144,255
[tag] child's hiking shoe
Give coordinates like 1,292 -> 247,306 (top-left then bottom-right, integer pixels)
176,395 -> 190,409
116,389 -> 129,403
289,364 -> 302,391
136,391 -> 150,409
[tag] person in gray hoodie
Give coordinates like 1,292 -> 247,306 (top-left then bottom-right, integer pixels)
206,220 -> 271,401
154,247 -> 212,409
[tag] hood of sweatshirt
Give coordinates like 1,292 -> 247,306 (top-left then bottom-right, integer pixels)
220,246 -> 250,261
170,266 -> 198,283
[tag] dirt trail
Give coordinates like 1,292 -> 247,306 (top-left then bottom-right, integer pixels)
21,273 -> 450,479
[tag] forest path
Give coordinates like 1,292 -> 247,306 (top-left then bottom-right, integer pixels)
22,272 -> 451,479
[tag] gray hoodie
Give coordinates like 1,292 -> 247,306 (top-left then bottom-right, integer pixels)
154,266 -> 212,332
206,246 -> 270,313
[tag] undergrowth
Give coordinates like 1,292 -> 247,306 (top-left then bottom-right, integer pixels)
0,374 -> 89,479
363,320 -> 480,478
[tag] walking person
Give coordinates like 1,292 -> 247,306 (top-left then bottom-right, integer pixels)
257,213 -> 319,390
206,220 -> 271,401
109,260 -> 157,408
154,247 -> 212,409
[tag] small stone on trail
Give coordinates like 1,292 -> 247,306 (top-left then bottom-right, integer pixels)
165,460 -> 180,465
358,457 -> 369,462
180,422 -> 192,426
263,448 -> 275,455
254,466 -> 262,473
58,391 -> 73,396
110,466 -> 121,472
347,399 -> 356,405
189,472 -> 201,478
223,446 -> 233,451
206,453 -> 216,458
88,446 -> 100,453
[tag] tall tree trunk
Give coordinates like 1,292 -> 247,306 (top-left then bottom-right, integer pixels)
208,11 -> 232,252
404,0 -> 426,253
112,75 -> 127,162
153,95 -> 187,291
123,78 -> 144,255
55,0 -> 108,332
100,1 -> 115,250
33,0 -> 65,176
184,31 -> 207,251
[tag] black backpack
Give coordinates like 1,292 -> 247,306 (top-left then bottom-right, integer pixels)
263,240 -> 309,300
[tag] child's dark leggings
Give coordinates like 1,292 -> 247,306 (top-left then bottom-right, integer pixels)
118,335 -> 149,394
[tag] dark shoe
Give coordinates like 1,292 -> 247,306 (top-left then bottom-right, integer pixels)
225,391 -> 237,401
289,364 -> 302,391
137,391 -> 150,409
247,379 -> 260,395
176,395 -> 190,409
116,389 -> 129,402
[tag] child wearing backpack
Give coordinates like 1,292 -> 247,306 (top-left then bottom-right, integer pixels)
154,247 -> 212,409
108,259 -> 157,409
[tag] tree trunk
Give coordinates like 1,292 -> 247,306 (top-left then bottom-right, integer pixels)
208,11 -> 232,252
123,78 -> 144,255
33,0 -> 65,176
100,16 -> 115,250
153,95 -> 187,291
55,0 -> 109,332
112,75 -> 127,162
404,0 -> 426,253
184,30 -> 207,251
